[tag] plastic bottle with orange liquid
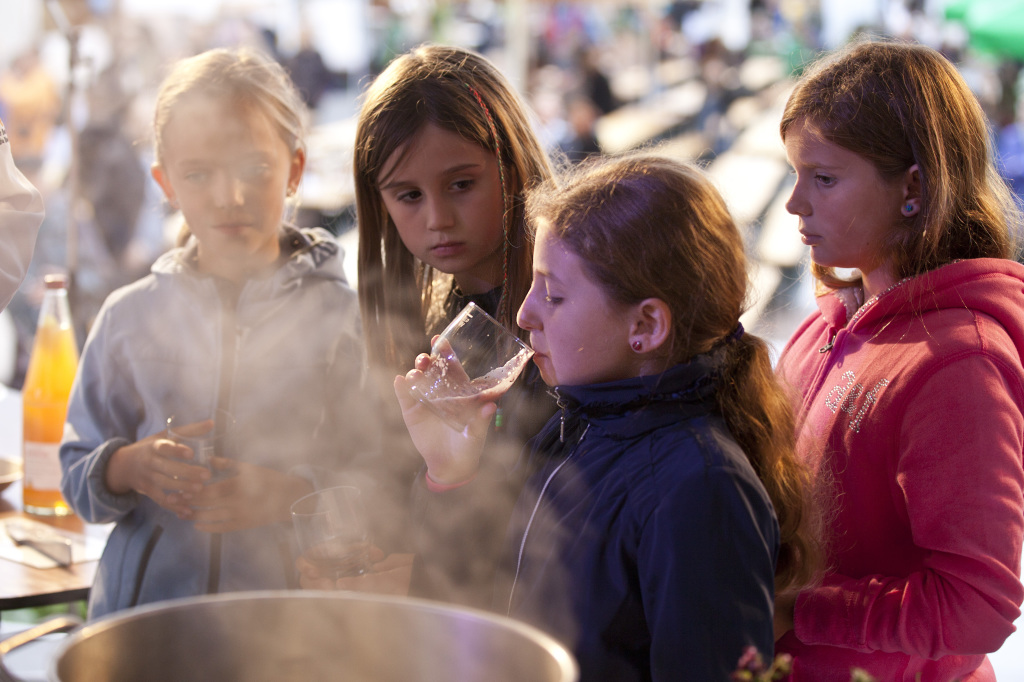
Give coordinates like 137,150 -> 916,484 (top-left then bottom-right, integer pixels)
22,274 -> 79,515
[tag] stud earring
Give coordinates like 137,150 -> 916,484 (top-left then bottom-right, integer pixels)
631,340 -> 642,352
904,203 -> 915,215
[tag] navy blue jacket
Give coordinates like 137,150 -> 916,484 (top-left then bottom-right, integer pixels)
412,353 -> 779,681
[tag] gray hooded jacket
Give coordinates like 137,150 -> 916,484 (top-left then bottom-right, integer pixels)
60,226 -> 375,619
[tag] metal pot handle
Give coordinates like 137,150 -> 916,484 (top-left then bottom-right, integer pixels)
0,614 -> 83,682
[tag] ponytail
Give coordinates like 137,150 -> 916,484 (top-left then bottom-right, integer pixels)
717,333 -> 822,593
524,153 -> 824,592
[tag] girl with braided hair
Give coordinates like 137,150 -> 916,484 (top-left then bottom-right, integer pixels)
346,45 -> 558,565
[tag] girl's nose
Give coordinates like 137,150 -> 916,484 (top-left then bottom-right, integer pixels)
426,196 -> 455,231
516,286 -> 539,332
785,181 -> 808,217
213,173 -> 245,208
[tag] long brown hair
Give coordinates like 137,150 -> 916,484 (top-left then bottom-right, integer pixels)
781,38 -> 1020,289
355,44 -> 555,373
526,154 -> 820,592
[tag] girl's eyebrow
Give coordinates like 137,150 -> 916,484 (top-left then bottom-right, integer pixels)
790,157 -> 844,173
379,162 -> 483,191
240,151 -> 275,162
534,267 -> 563,286
788,145 -> 844,172
176,151 -> 273,167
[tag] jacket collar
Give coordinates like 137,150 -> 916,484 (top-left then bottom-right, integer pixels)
817,258 -> 1024,334
445,284 -> 502,319
549,348 -> 724,440
151,225 -> 346,287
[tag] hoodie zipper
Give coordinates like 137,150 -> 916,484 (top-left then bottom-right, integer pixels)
507,422 -> 590,616
806,276 -> 915,412
555,390 -> 569,443
818,276 -> 913,356
207,281 -> 245,594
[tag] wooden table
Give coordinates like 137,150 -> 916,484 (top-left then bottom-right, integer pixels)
0,386 -> 97,621
0,481 -> 97,619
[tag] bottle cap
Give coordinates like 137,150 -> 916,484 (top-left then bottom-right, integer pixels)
43,273 -> 68,290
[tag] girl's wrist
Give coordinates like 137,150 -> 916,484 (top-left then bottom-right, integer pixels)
104,445 -> 135,495
424,469 -> 477,492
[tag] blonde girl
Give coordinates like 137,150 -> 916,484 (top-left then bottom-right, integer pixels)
60,47 -> 372,619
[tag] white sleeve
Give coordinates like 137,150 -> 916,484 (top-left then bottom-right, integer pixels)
0,120 -> 44,311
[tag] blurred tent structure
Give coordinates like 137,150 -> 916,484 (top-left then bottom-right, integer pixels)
945,0 -> 1024,60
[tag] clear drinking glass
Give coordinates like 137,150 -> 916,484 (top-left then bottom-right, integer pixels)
407,302 -> 534,430
291,486 -> 372,580
166,411 -> 234,481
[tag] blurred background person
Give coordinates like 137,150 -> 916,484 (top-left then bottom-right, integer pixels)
0,47 -> 60,176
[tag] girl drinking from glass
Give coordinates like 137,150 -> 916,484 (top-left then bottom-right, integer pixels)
395,154 -> 819,680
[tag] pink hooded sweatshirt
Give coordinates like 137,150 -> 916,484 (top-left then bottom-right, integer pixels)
776,258 -> 1024,682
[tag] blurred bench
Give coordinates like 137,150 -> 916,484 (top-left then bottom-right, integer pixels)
596,79 -> 708,154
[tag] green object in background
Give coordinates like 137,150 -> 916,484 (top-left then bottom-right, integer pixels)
947,0 -> 1024,60
943,0 -> 972,21
3,602 -> 86,625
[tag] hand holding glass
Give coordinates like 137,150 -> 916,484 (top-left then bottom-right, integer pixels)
166,413 -> 234,481
291,486 -> 371,580
407,302 -> 534,430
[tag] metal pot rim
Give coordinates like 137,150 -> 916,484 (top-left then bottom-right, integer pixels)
50,590 -> 578,681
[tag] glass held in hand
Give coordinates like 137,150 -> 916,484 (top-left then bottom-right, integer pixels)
407,302 -> 534,431
291,486 -> 372,580
165,411 -> 235,481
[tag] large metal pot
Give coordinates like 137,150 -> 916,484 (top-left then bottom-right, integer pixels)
0,591 -> 578,682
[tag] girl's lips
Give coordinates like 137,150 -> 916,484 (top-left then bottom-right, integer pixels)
800,232 -> 821,246
215,222 -> 252,234
430,242 -> 465,257
530,353 -> 554,385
